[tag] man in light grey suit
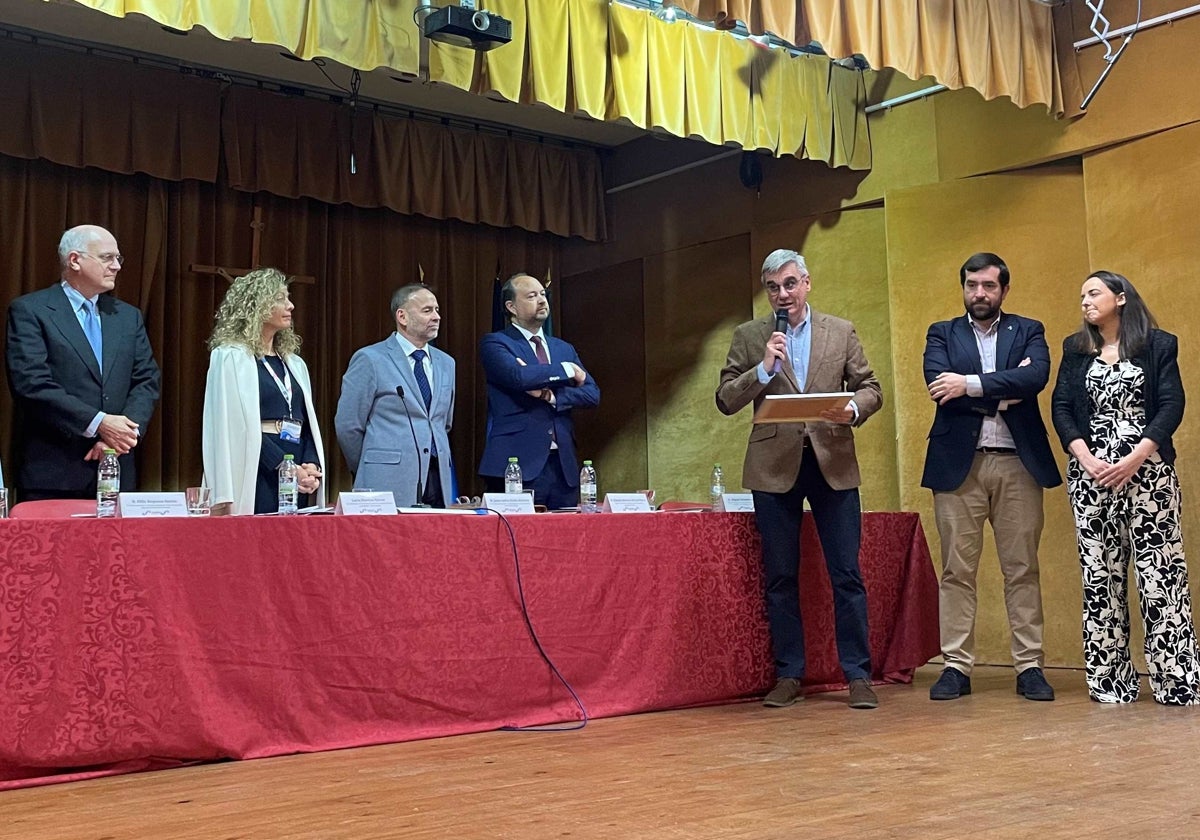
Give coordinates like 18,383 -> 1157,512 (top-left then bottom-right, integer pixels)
335,285 -> 456,507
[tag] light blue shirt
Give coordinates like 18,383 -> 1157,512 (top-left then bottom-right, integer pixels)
757,304 -> 812,388
60,280 -> 105,437
756,305 -> 858,422
394,332 -> 434,389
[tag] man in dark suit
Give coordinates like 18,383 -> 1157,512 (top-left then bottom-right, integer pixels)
922,252 -> 1062,702
5,225 -> 161,501
716,249 -> 883,711
479,272 -> 600,509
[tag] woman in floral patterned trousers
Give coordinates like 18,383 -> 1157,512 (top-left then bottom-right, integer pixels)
1051,271 -> 1200,705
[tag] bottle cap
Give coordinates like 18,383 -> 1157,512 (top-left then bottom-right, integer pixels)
284,454 -> 295,460
583,460 -> 592,465
103,448 -> 116,454
508,456 -> 518,463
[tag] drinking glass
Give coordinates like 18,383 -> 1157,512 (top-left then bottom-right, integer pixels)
186,486 -> 212,516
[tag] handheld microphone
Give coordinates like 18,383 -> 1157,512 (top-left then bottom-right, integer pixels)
395,385 -> 430,508
772,308 -> 788,374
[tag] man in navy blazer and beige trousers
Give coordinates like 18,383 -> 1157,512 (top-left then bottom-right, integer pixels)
336,284 -> 456,508
922,253 -> 1062,702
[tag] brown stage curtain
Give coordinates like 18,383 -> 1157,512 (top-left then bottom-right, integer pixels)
0,38 -> 221,182
676,0 -> 1065,114
0,38 -> 606,242
221,87 -> 607,241
0,154 -> 559,499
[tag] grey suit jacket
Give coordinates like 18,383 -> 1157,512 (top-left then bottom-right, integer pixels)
716,310 -> 882,492
335,335 -> 456,507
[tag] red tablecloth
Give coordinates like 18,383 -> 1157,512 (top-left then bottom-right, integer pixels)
0,511 -> 938,789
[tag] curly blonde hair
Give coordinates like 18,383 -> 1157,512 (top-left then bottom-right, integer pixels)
208,267 -> 302,357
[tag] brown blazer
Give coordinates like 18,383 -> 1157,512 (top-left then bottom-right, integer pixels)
716,310 -> 882,493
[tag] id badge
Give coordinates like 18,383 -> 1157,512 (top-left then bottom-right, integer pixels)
279,419 -> 303,443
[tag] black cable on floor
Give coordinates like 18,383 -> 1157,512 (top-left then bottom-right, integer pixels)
484,508 -> 589,732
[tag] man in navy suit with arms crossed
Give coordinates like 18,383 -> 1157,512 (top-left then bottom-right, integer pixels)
479,272 -> 599,509
922,252 -> 1061,702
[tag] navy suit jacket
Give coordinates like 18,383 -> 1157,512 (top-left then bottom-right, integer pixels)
5,283 -> 160,495
921,312 -> 1061,492
478,325 -> 600,485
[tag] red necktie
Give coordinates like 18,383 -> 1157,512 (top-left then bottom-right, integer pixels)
531,335 -> 550,365
530,336 -> 556,443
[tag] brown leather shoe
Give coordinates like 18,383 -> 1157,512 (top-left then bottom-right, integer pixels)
763,678 -> 803,707
848,679 -> 879,709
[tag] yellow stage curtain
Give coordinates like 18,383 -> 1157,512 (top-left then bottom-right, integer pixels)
64,0 -> 870,166
676,0 -> 1064,113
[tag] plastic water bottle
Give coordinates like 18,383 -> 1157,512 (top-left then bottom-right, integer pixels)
710,463 -> 725,508
278,454 -> 299,514
504,457 -> 523,494
96,448 -> 120,518
579,460 -> 598,513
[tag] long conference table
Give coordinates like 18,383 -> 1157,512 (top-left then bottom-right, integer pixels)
0,511 -> 939,789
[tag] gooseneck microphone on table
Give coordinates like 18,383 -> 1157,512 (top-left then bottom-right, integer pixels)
772,308 -> 789,374
395,385 -> 430,508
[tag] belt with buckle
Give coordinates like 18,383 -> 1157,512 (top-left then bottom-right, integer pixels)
977,446 -> 1016,454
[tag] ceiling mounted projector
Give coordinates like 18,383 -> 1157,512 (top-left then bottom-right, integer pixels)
421,2 -> 513,51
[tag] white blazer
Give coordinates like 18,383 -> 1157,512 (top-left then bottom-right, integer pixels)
202,344 -> 327,515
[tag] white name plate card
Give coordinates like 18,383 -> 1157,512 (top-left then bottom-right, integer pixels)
601,493 -> 654,513
117,492 -> 189,518
714,493 -> 755,513
336,492 -> 398,515
482,492 -> 537,514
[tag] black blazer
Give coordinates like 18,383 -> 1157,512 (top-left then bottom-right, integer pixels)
921,312 -> 1062,492
5,283 -> 161,494
1050,329 -> 1183,465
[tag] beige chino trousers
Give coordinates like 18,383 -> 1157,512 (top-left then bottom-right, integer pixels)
934,451 -> 1046,675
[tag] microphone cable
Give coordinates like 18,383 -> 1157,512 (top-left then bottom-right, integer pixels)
483,507 -> 589,732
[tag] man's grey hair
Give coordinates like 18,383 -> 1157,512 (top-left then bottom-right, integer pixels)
760,249 -> 808,282
57,226 -> 105,268
391,283 -> 431,315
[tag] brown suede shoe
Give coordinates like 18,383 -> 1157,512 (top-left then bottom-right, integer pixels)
848,679 -> 879,709
763,678 -> 804,707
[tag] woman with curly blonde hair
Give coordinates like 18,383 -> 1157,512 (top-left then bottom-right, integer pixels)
202,268 -> 326,515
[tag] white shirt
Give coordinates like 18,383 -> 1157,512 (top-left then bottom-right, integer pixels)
965,313 -> 1016,449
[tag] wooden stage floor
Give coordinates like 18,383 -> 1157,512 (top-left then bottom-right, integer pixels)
6,665 -> 1200,840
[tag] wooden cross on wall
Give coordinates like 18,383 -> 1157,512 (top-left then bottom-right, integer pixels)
189,205 -> 317,284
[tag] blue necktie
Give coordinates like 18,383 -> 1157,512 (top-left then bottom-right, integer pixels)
411,349 -> 437,457
82,300 -> 102,368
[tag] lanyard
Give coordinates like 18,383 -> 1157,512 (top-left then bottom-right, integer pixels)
260,356 -> 294,418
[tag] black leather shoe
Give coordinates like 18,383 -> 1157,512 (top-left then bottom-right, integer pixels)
1016,667 -> 1055,701
929,667 -> 971,700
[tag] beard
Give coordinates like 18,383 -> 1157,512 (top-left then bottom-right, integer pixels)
967,301 -> 999,321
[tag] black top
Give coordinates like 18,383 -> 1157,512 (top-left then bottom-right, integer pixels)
1050,329 -> 1185,465
257,355 -> 319,472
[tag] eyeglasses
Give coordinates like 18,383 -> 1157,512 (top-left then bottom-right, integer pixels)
764,276 -> 807,296
78,252 -> 124,267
